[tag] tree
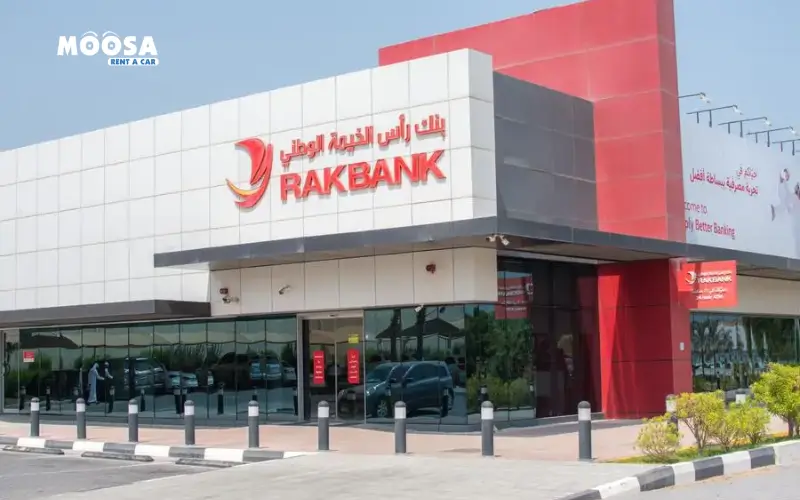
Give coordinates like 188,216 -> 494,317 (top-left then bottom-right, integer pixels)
751,363 -> 800,437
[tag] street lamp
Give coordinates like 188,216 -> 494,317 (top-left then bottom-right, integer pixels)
747,126 -> 797,147
679,92 -> 711,104
774,139 -> 800,155
717,117 -> 770,137
686,105 -> 741,127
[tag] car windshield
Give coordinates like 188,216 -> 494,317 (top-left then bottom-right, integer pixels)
366,364 -> 406,383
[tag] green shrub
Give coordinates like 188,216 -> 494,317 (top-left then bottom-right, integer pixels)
466,375 -> 531,411
729,401 -> 771,446
634,415 -> 681,462
706,407 -> 740,452
675,391 -> 725,453
508,378 -> 531,408
751,363 -> 800,437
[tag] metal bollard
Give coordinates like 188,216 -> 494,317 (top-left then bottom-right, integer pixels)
735,389 -> 747,404
480,400 -> 494,457
128,399 -> 139,443
45,386 -> 52,411
184,400 -> 196,445
217,383 -> 225,415
19,386 -> 26,411
30,397 -> 41,437
578,401 -> 592,461
247,400 -> 259,448
173,388 -> 181,415
665,394 -> 679,431
76,398 -> 87,440
140,388 -> 146,412
318,401 -> 330,451
394,401 -> 407,454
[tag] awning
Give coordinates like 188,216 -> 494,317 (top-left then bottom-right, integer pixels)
152,216 -> 800,281
0,300 -> 211,329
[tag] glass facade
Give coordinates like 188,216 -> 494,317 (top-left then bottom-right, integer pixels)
1,256 -> 601,426
2,317 -> 299,420
691,312 -> 800,393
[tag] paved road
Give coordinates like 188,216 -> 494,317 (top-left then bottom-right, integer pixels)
622,464 -> 800,499
38,452 -> 653,500
0,449 -> 215,500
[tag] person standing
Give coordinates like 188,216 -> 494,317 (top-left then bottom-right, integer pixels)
88,362 -> 104,404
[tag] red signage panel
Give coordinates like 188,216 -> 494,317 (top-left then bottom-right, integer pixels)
678,260 -> 738,308
496,276 -> 533,319
346,349 -> 360,385
312,350 -> 325,385
22,351 -> 35,363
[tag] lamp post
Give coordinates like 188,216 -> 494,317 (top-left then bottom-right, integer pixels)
774,139 -> 800,155
686,105 -> 741,127
747,126 -> 797,147
717,117 -> 770,137
679,92 -> 710,103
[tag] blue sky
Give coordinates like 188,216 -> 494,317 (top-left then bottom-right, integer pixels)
1,0 -> 798,150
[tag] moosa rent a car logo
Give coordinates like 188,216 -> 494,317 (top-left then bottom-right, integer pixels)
57,32 -> 159,67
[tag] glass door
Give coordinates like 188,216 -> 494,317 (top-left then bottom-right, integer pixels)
305,317 -> 364,421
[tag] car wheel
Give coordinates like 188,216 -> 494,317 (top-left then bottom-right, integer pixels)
374,398 -> 390,418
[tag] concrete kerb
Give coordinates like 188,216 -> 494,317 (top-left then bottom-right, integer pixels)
0,435 -> 312,464
556,439 -> 800,500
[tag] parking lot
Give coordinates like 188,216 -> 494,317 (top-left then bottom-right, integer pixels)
0,449 -> 215,500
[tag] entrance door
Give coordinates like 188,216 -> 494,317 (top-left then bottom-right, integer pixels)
304,317 -> 364,421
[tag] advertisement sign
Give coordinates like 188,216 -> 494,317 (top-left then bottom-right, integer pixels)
677,260 -> 738,308
22,350 -> 35,363
496,276 -> 533,319
682,116 -> 800,258
346,349 -> 360,384
227,113 -> 447,209
312,350 -> 325,385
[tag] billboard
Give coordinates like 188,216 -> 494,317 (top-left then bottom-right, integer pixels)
496,276 -> 533,320
682,116 -> 800,259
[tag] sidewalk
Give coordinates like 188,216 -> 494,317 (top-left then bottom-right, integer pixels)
0,416 -> 788,461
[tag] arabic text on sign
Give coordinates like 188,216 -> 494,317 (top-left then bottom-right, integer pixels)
278,114 -> 448,167
688,168 -> 760,197
346,349 -> 360,385
312,351 -> 325,385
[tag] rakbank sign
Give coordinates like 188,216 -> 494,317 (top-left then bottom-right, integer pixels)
226,114 -> 447,208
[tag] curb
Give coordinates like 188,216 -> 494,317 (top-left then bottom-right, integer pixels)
557,440 -> 800,500
0,435 -> 311,463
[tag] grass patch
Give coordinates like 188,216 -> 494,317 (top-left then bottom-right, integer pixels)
608,433 -> 795,465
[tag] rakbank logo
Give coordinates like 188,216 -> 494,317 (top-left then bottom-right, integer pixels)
226,114 -> 448,209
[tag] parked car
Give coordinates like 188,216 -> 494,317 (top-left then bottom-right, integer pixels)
166,371 -> 200,392
109,357 -> 166,398
337,361 -> 454,418
249,357 -> 284,388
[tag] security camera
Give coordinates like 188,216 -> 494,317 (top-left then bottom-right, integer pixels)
486,234 -> 497,243
219,287 -> 229,295
486,234 -> 510,246
425,263 -> 436,274
414,305 -> 424,313
278,285 -> 291,295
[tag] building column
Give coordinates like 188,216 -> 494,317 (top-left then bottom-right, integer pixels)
597,259 -> 692,418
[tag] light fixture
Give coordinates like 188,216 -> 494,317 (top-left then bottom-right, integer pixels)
747,126 -> 796,147
686,105 -> 741,127
679,92 -> 711,103
278,284 -> 291,295
717,117 -> 770,138
774,138 -> 800,155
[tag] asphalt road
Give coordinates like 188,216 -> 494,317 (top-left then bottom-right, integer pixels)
623,464 -> 800,499
0,449 -> 215,500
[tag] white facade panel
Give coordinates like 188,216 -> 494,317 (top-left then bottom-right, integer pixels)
699,276 -> 800,316
0,49 -> 497,313
208,248 -> 498,318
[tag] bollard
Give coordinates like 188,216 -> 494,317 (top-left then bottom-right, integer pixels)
318,401 -> 330,451
45,386 -> 52,411
19,386 -> 26,411
184,400 -> 196,445
247,400 -> 259,448
181,388 -> 187,414
173,388 -> 181,415
128,399 -> 139,443
735,389 -> 747,404
217,383 -> 225,415
140,388 -> 146,412
76,398 -> 87,440
665,394 -> 678,431
30,397 -> 41,437
578,401 -> 592,461
480,400 -> 494,457
108,386 -> 115,413
394,401 -> 407,454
